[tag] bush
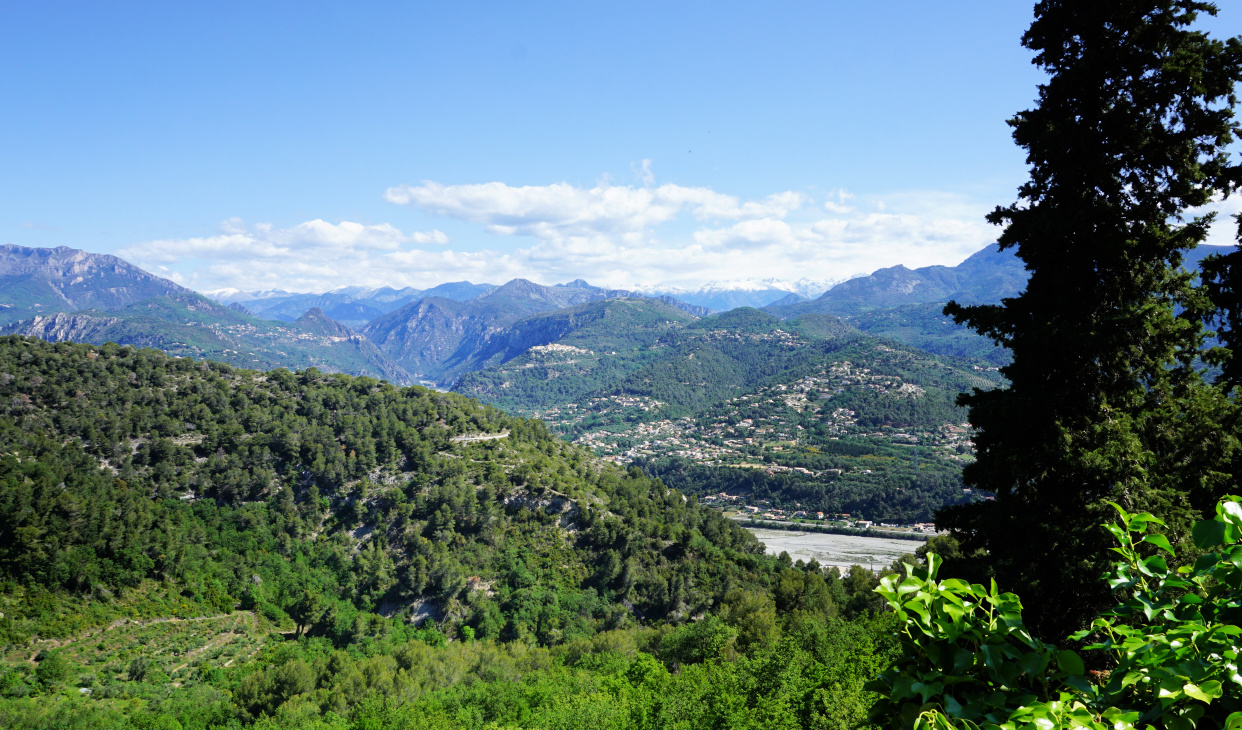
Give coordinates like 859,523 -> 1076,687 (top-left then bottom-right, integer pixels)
868,497 -> 1242,729
34,650 -> 69,686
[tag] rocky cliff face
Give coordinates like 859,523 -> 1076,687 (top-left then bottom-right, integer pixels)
5,313 -> 124,341
0,244 -> 194,314
362,298 -> 480,377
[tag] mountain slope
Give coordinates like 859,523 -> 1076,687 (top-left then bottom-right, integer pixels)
453,298 -> 706,410
763,243 -> 1237,365
3,293 -> 412,383
363,279 -> 668,382
455,306 -> 868,417
0,335 -> 776,647
0,244 -> 194,325
455,303 -> 1001,522
769,244 -> 1026,316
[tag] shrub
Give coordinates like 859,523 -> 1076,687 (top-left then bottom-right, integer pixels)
867,497 -> 1242,729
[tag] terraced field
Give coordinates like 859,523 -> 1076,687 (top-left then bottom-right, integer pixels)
4,611 -> 270,688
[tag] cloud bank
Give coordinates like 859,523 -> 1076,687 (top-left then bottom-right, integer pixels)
122,177 -> 1006,293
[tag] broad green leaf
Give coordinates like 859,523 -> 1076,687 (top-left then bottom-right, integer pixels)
1019,652 -> 1047,676
1141,534 -> 1175,555
898,576 -> 922,596
1141,554 -> 1168,576
1194,552 -> 1221,574
1194,520 -> 1228,550
1184,683 -> 1214,703
1057,649 -> 1085,676
1198,680 -> 1222,699
1227,546 -> 1242,570
1159,677 -> 1184,701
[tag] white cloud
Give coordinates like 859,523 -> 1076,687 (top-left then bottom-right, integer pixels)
118,219 -> 455,292
1196,195 -> 1242,247
121,177 -> 1001,293
383,180 -> 806,238
633,158 -> 655,186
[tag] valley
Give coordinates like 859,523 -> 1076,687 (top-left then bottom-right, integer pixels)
456,309 -> 1002,522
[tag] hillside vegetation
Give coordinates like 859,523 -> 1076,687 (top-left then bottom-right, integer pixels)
0,335 -> 797,641
0,336 -> 907,727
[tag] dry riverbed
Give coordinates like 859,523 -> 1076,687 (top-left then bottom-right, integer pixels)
744,527 -> 923,571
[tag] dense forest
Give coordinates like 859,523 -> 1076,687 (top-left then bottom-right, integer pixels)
0,336 -> 907,727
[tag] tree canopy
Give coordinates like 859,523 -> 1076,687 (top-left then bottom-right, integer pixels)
940,0 -> 1242,639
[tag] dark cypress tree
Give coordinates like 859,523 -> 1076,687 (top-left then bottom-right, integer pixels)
939,1 -> 1242,640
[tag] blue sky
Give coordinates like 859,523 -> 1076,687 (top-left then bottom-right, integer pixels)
3,1 -> 1240,293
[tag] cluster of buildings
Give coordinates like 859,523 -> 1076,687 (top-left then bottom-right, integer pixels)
699,328 -> 805,346
533,394 -> 668,425
530,346 -> 980,475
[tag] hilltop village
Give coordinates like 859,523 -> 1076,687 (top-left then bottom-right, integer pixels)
533,358 -> 984,471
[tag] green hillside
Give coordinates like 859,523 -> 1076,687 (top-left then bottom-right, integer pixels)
455,307 -> 857,416
0,335 -> 791,640
0,336 -> 906,727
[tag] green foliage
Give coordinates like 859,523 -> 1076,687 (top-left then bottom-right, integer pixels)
33,650 -> 69,686
939,0 -> 1242,640
0,336 -> 794,653
870,497 -> 1242,729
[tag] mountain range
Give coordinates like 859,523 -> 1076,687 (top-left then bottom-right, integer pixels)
0,244 -> 195,326
760,243 -> 1236,364
5,241 -> 1235,392
213,276 -> 838,321
206,281 -> 499,326
360,279 -> 707,383
0,244 -> 411,381
633,277 -> 840,311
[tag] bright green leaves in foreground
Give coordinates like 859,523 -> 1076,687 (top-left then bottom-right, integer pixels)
870,497 -> 1242,729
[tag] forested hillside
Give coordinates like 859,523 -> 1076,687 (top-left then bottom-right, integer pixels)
0,336 -> 909,727
0,335 -> 800,639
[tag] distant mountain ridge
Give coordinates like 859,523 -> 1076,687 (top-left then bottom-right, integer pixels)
0,246 -> 412,381
0,244 -> 195,325
767,245 -> 1027,317
635,277 -> 838,311
361,279 -> 698,382
208,282 -> 498,326
10,241 -> 1236,391
762,243 -> 1238,365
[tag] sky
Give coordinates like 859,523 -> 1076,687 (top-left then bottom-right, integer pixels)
3,1 -> 1241,294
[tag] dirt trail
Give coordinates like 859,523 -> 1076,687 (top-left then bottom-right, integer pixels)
450,430 -> 509,443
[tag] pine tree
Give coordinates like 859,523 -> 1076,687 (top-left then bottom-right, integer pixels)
940,1 -> 1242,640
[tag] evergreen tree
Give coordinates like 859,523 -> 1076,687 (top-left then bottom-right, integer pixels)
939,1 -> 1242,640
